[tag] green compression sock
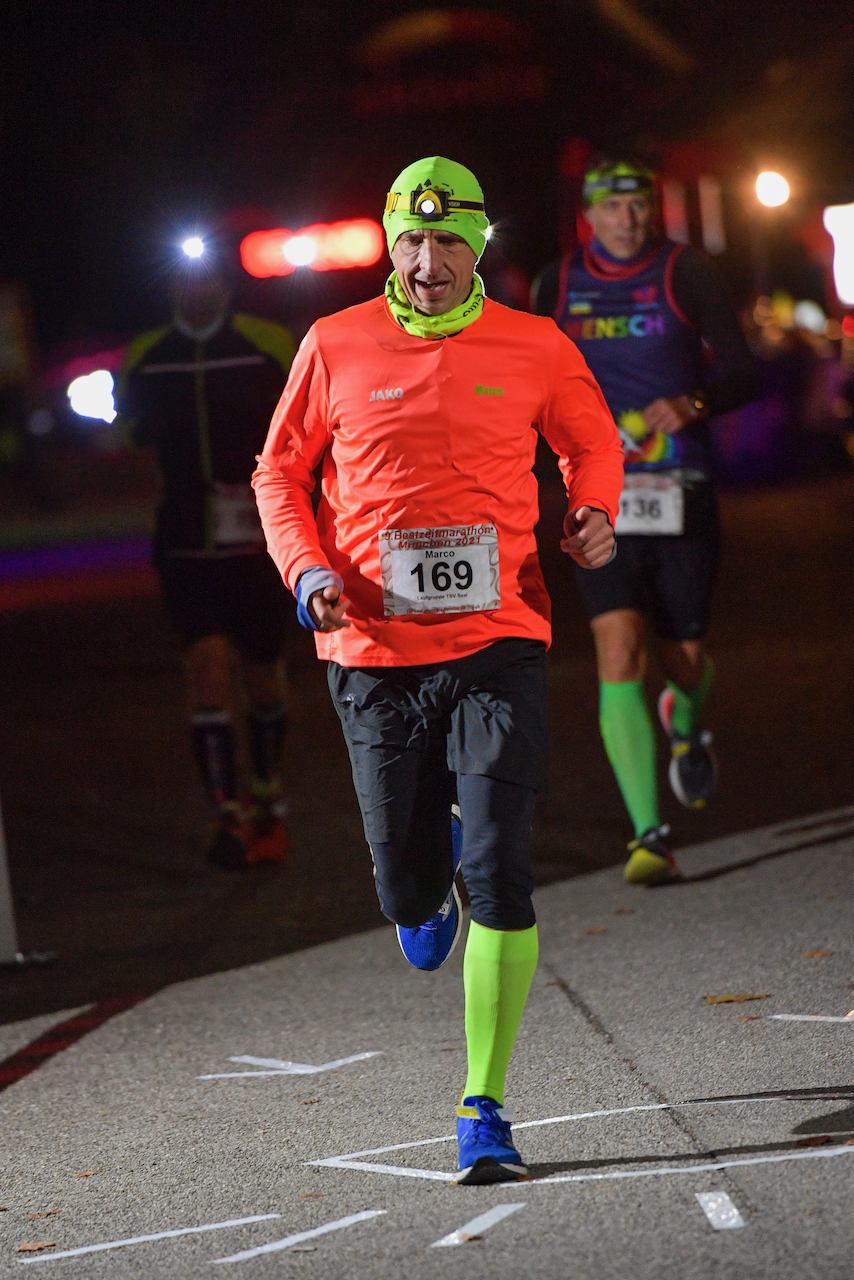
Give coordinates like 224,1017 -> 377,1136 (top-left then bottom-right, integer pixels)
668,656 -> 714,738
463,921 -> 538,1107
599,680 -> 659,838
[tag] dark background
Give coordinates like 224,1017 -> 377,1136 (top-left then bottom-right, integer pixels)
4,0 -> 854,345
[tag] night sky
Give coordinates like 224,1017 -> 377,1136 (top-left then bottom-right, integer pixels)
3,0 -> 852,347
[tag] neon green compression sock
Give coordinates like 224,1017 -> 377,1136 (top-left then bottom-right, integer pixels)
599,680 -> 659,838
668,655 -> 714,738
462,921 -> 538,1106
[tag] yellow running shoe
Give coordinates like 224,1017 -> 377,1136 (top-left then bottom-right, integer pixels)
624,825 -> 680,886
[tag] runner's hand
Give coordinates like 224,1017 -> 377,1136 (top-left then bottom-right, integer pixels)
561,507 -> 614,569
641,395 -> 698,435
309,586 -> 351,631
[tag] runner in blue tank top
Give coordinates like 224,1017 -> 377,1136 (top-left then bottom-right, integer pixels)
534,158 -> 758,884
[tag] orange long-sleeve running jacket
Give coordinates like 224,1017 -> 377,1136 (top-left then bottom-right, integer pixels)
253,294 -> 624,667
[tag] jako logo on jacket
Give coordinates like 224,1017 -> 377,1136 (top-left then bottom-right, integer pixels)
370,387 -> 404,401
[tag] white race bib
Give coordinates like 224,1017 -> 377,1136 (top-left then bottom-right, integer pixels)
212,483 -> 265,547
615,474 -> 684,536
379,524 -> 501,616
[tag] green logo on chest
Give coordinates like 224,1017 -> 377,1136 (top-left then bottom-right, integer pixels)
475,385 -> 503,396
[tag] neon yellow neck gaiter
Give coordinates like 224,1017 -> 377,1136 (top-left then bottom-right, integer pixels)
384,271 -> 485,339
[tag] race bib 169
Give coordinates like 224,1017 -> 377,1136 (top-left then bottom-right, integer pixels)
379,524 -> 501,616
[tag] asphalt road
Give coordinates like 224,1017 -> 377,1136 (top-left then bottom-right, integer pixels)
0,476 -> 852,1022
0,810 -> 851,1277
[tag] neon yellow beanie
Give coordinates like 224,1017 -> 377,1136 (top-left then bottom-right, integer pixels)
383,156 -> 489,260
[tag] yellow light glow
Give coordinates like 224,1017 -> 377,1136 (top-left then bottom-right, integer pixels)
756,172 -> 790,207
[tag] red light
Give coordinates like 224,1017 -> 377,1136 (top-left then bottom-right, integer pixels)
842,316 -> 854,338
240,220 -> 384,278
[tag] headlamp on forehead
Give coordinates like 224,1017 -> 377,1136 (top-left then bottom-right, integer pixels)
384,184 -> 486,222
583,167 -> 654,207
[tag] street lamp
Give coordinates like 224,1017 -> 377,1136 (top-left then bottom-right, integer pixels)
756,171 -> 790,208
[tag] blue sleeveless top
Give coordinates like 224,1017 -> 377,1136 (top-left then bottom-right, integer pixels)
555,239 -> 709,475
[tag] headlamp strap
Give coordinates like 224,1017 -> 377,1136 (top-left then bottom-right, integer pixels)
384,187 -> 485,217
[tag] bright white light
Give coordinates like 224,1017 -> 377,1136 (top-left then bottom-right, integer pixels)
420,199 -> 437,215
756,172 -> 790,207
182,236 -> 205,258
793,300 -> 826,334
484,223 -> 494,241
823,204 -> 854,305
67,370 -> 117,424
283,235 -> 317,267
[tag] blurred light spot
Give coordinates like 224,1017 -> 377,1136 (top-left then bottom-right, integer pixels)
756,172 -> 790,207
240,221 -> 384,278
824,205 -> 854,306
484,224 -> 494,242
67,370 -> 117,424
182,237 -> 205,259
793,300 -> 826,333
662,179 -> 689,245
825,318 -> 843,340
843,315 -> 854,338
698,175 -> 726,254
284,236 -> 317,267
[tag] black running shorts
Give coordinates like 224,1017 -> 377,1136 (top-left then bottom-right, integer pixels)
573,482 -> 720,642
327,638 -> 546,931
157,552 -> 292,662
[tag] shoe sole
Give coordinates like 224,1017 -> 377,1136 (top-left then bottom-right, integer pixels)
396,882 -> 463,972
456,1156 -> 529,1186
668,745 -> 718,810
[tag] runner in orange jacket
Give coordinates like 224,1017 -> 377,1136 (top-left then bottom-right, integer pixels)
253,156 -> 623,1185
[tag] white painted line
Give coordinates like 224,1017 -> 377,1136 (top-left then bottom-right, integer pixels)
319,1158 -> 456,1182
431,1203 -> 526,1247
308,1091 -> 847,1177
18,1214 -> 281,1265
199,1051 -> 381,1079
771,1014 -> 854,1023
540,1142 -> 854,1185
696,1191 -> 745,1230
211,1210 -> 387,1264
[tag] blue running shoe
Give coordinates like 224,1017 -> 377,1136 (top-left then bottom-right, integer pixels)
395,805 -> 463,971
456,1096 -> 529,1185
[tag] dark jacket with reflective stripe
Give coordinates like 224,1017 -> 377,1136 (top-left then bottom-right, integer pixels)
118,314 -> 295,558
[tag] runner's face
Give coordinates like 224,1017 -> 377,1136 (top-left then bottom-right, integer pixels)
391,230 -> 477,315
585,193 -> 655,260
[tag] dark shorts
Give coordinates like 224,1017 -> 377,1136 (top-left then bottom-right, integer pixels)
327,638 -> 547,931
157,552 -> 291,663
574,482 -> 720,642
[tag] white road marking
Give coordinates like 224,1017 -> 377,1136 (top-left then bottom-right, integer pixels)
309,1092 -> 848,1180
540,1143 -> 854,1185
199,1051 -> 381,1079
210,1210 -> 387,1264
18,1214 -> 281,1265
431,1203 -> 526,1247
770,1014 -> 854,1023
695,1191 -> 745,1230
